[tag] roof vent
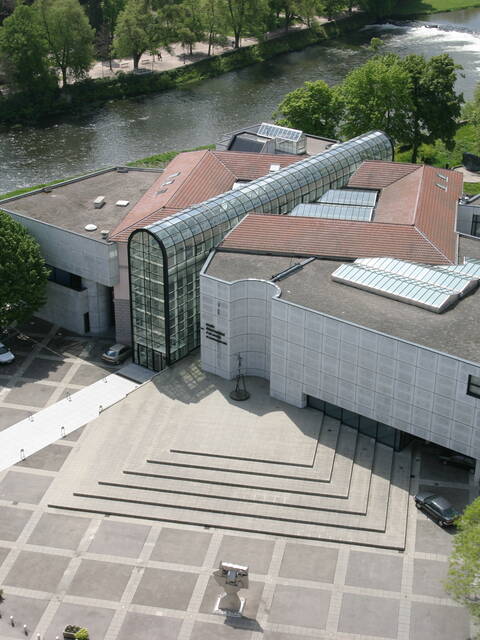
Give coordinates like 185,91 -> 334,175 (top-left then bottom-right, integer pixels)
116,167 -> 128,173
85,223 -> 97,231
437,173 -> 448,181
101,230 -> 109,239
435,182 -> 448,191
161,180 -> 174,186
94,196 -> 105,209
269,163 -> 281,173
168,172 -> 181,178
42,187 -> 52,193
116,200 -> 129,207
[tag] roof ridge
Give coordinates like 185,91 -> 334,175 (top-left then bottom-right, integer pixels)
413,224 -> 453,264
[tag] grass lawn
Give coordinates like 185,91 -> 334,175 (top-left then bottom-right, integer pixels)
393,0 -> 480,15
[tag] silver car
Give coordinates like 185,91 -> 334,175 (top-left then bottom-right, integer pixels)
101,344 -> 131,365
0,342 -> 15,364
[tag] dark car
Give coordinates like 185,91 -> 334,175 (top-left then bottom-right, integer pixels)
438,453 -> 475,472
414,492 -> 460,527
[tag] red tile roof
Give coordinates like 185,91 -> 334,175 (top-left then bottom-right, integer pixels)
219,214 -> 454,265
109,150 -> 300,242
348,161 -> 420,189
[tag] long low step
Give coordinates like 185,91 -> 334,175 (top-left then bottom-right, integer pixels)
69,442 -> 393,532
129,423 -> 363,500
119,434 -> 376,514
149,415 -> 342,483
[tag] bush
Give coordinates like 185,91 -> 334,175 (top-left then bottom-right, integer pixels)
74,629 -> 89,640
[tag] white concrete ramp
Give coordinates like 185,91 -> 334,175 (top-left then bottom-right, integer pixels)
0,373 -> 139,472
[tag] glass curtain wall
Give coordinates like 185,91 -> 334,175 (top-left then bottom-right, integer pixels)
129,131 -> 393,370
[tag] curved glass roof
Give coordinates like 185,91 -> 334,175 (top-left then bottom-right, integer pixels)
146,131 -> 393,250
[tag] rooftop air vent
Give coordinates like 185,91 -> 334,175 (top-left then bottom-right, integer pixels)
94,196 -> 105,209
42,187 -> 52,193
168,172 -> 181,178
100,230 -> 109,239
269,163 -> 281,173
85,224 -> 97,231
161,180 -> 174,186
116,200 -> 129,206
156,189 -> 167,196
435,182 -> 448,191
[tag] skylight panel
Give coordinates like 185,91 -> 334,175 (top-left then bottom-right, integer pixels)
257,122 -> 303,142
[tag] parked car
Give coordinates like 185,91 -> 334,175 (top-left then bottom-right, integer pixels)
0,342 -> 15,364
438,453 -> 475,472
101,344 -> 131,365
414,492 -> 460,527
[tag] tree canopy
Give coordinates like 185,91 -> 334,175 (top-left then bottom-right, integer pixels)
274,52 -> 463,162
0,211 -> 50,329
113,0 -> 157,69
36,0 -> 95,87
446,495 -> 480,624
274,79 -> 340,138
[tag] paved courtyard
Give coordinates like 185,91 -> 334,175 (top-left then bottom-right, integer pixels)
0,319 -> 121,432
0,358 -> 476,640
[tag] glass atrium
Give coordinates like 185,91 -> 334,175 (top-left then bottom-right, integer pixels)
128,131 -> 393,370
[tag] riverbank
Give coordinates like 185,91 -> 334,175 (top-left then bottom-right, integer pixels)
393,0 -> 480,16
0,13 -> 370,127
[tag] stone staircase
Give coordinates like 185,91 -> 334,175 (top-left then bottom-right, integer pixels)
49,412 -> 412,550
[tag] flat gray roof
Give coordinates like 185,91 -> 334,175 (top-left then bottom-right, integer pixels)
0,168 -> 161,242
206,248 -> 480,364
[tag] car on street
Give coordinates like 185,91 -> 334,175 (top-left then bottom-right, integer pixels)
0,342 -> 15,364
414,492 -> 460,527
101,344 -> 132,365
438,453 -> 475,472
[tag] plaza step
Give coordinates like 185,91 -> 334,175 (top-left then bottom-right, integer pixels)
119,433 -> 376,514
150,414 -> 342,483
49,446 -> 410,549
128,422 -> 362,500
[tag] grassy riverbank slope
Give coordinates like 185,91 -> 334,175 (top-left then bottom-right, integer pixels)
393,0 -> 480,15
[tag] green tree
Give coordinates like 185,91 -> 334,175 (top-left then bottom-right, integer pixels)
319,0 -> 347,20
0,210 -> 49,329
274,79 -> 341,138
200,0 -> 228,55
358,0 -> 396,19
0,3 -> 57,96
402,53 -> 463,163
113,0 -> 156,69
446,495 -> 480,625
339,53 -> 411,143
224,0 -> 268,48
36,0 -> 95,87
177,0 -> 204,56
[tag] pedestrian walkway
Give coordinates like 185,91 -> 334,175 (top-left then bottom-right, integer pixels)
0,370 -> 149,473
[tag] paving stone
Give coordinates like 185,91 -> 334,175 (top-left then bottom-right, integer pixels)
279,542 -> 338,583
0,407 -> 32,432
0,471 -> 53,504
0,507 -> 32,541
151,527 -> 211,566
22,358 -> 73,382
45,602 -> 115,640
263,634 -> 310,640
268,584 -> 331,629
345,550 -> 403,592
0,546 -> 10,567
44,336 -> 86,358
5,382 -> 56,408
117,612 -> 182,640
410,601 -> 470,640
69,364 -> 110,386
67,559 -> 133,601
16,443 -> 71,472
88,519 -> 151,558
4,550 -> 70,592
18,317 -> 53,334
63,425 -> 85,441
191,621 -> 253,639
338,593 -> 399,638
214,534 -> 274,575
0,595 -> 49,639
200,576 -> 264,619
0,353 -> 27,376
415,519 -> 454,555
27,512 -> 91,550
133,567 -> 198,610
413,558 -> 450,598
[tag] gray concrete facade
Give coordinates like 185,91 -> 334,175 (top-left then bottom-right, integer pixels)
200,268 -> 480,460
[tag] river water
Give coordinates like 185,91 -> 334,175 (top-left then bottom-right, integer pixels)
1,8 -> 480,193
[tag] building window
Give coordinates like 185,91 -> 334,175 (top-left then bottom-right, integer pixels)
47,265 -> 83,291
467,375 -> 480,398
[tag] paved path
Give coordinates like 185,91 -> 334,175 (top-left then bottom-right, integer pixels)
0,373 -> 139,472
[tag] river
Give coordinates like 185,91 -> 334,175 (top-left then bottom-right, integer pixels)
1,8 -> 480,193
